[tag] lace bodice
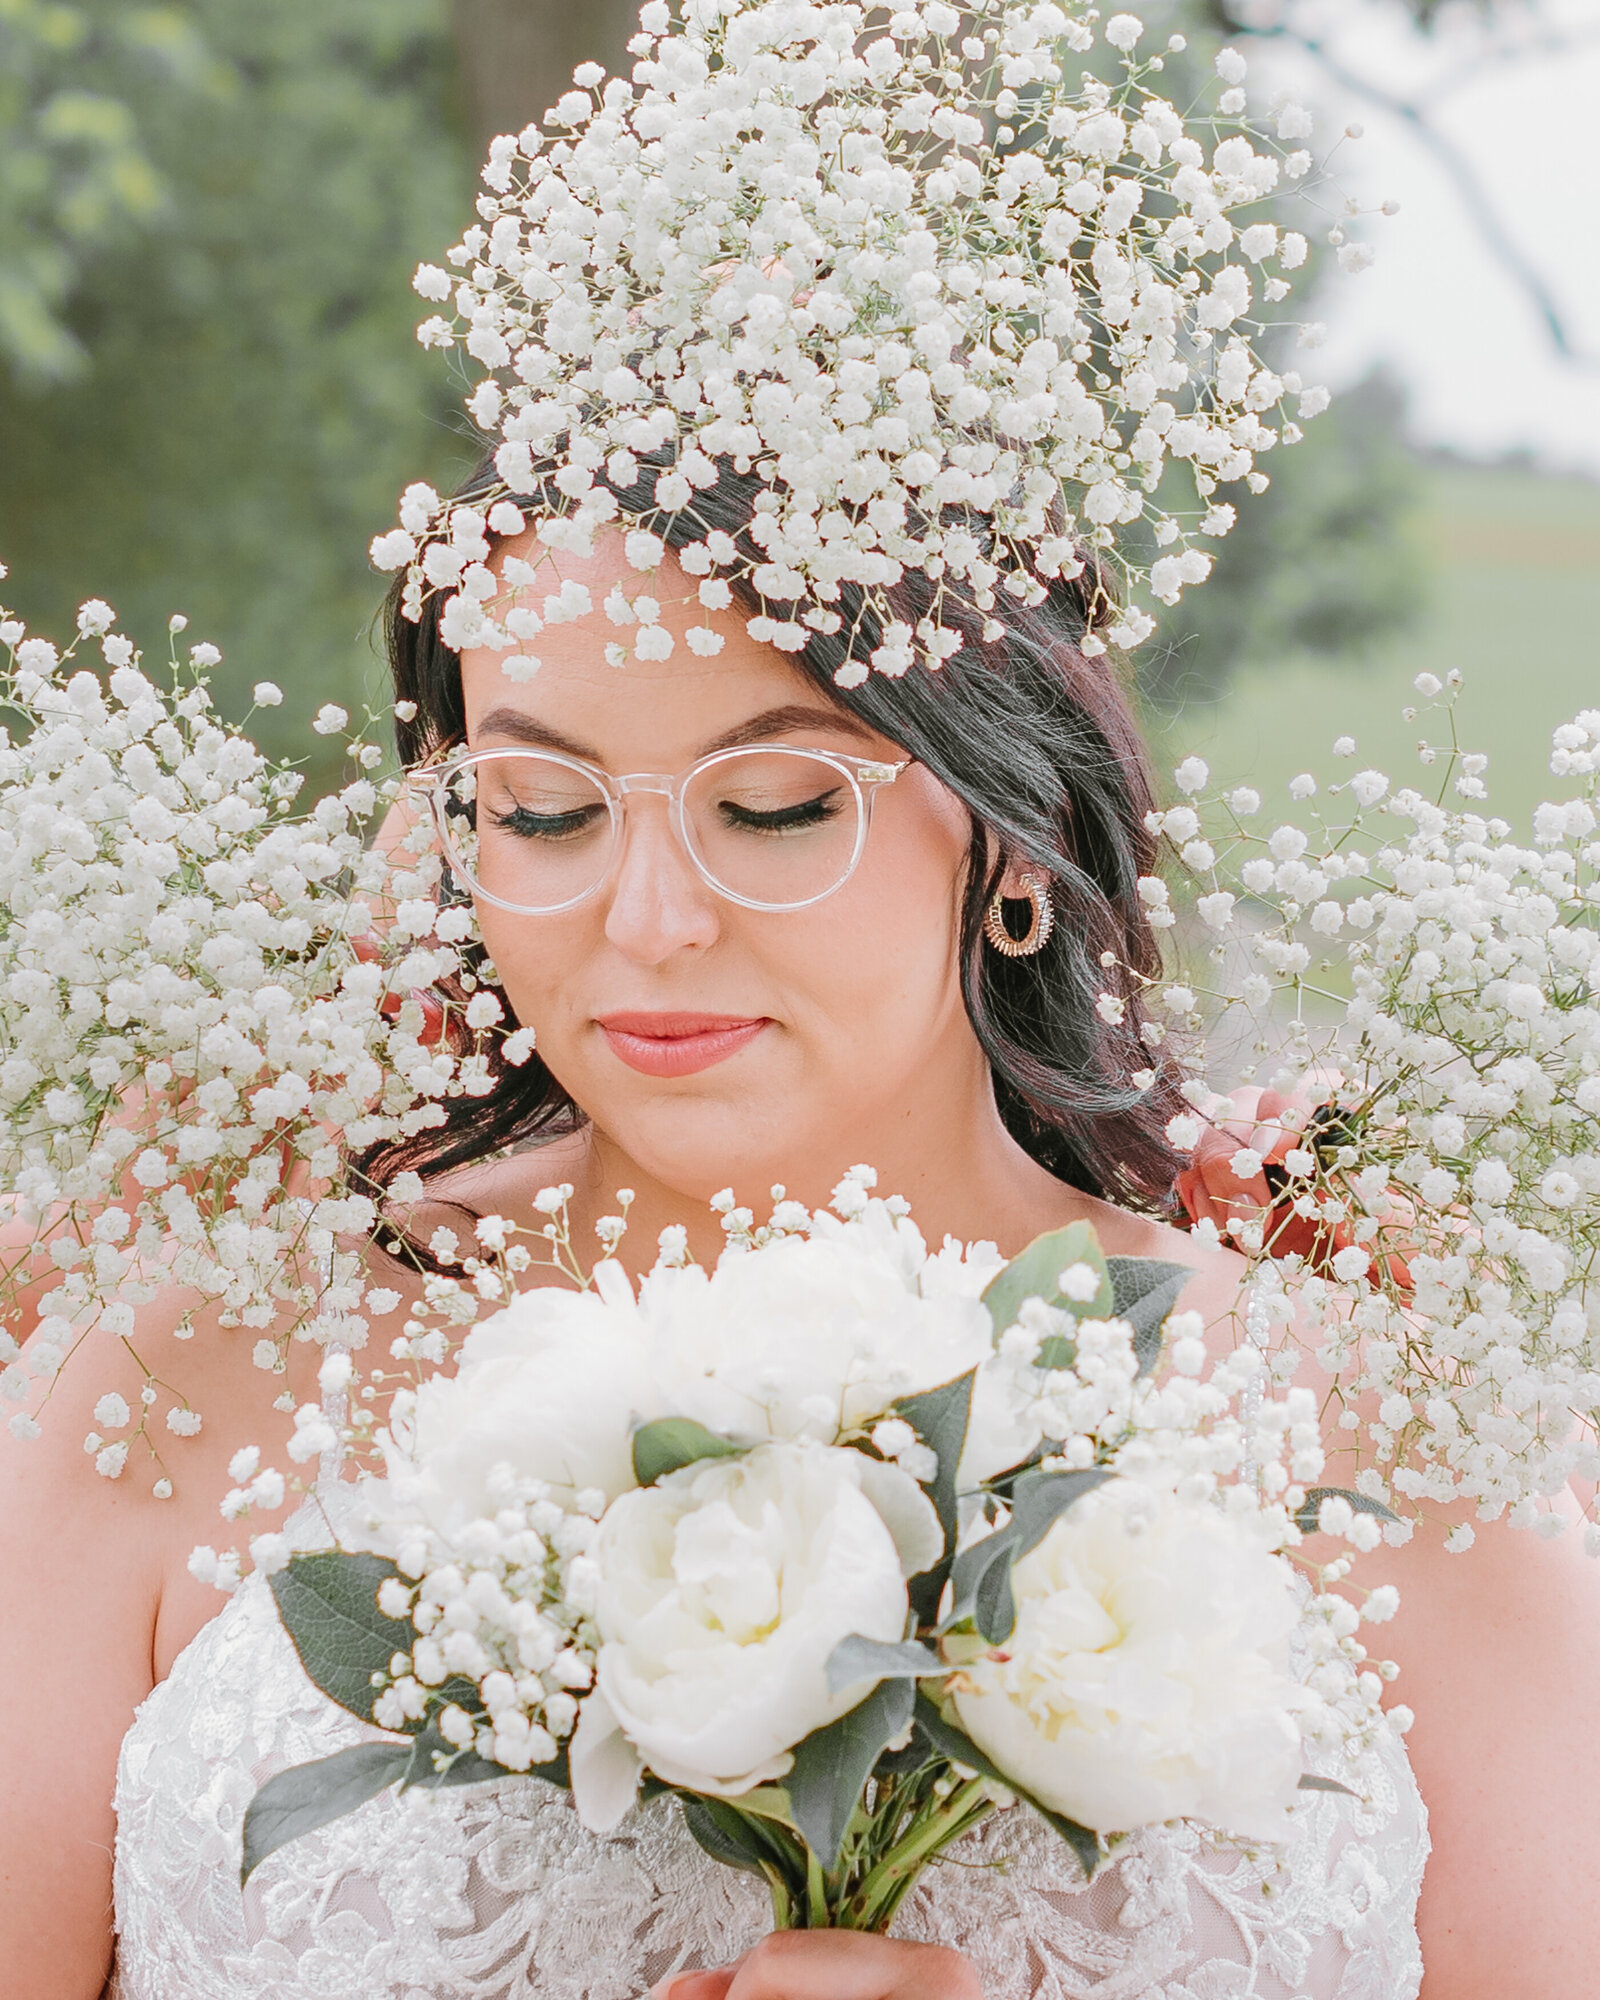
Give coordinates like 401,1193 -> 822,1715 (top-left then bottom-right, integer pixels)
110,1504 -> 1429,2000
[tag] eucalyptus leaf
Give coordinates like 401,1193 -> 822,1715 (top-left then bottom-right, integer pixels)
1010,1467 -> 1114,1562
892,1370 -> 973,1545
631,1417 -> 748,1488
241,1741 -> 410,1885
947,1467 -> 1112,1643
721,1784 -> 801,1829
912,1693 -> 1100,1880
679,1795 -> 781,1879
1105,1258 -> 1194,1375
1293,1487 -> 1401,1536
891,1368 -> 974,1623
784,1678 -> 915,1870
1298,1773 -> 1358,1797
825,1633 -> 946,1697
981,1221 -> 1111,1337
399,1718 -> 546,1792
908,1693 -> 1008,1781
270,1552 -> 415,1728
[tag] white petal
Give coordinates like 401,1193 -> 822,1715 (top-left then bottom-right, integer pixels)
568,1687 -> 642,1832
854,1455 -> 944,1578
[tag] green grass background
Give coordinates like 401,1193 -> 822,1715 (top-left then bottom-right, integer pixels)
1156,459 -> 1600,834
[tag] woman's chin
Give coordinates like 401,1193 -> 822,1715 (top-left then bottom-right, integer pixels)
594,1097 -> 829,1210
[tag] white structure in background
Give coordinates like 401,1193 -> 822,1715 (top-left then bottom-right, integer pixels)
1243,0 -> 1600,475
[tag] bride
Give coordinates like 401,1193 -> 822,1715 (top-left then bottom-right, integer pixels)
4,1 -> 1600,1989
3,477 -> 1599,1998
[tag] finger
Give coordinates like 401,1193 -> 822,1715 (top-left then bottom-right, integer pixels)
1175,1164 -> 1229,1232
724,1931 -> 983,2000
1195,1145 -> 1271,1210
1217,1085 -> 1267,1129
652,1969 -> 739,2000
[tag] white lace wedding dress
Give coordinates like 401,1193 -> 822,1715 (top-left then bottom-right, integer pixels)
109,1490 -> 1430,2000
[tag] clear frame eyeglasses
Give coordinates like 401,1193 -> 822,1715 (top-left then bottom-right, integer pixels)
407,743 -> 908,916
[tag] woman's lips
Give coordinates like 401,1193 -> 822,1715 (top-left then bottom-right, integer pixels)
597,1012 -> 772,1078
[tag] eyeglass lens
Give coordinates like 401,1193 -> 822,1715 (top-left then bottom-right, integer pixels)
439,750 -> 866,912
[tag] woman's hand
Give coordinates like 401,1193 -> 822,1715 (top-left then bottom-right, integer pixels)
1173,1083 -> 1300,1237
652,1932 -> 984,2000
1174,1078 -> 1412,1290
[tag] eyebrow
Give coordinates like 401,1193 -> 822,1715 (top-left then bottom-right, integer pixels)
474,702 -> 881,764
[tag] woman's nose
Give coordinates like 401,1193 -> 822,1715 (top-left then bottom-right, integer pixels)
602,795 -> 720,962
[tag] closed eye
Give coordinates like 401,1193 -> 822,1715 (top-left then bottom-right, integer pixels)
491,802 -> 608,842
717,788 -> 847,834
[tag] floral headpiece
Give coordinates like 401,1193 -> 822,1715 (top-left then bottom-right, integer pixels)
373,0 -> 1335,684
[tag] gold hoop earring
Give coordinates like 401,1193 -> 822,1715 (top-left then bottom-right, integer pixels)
983,872 -> 1054,958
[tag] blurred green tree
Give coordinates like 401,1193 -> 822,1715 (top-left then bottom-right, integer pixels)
1142,369 -> 1422,713
0,3 -> 224,382
0,1 -> 473,768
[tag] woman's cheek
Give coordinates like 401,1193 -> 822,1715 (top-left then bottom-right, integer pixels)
478,909 -> 574,1033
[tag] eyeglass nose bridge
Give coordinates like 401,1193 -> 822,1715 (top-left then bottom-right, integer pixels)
613,771 -> 677,801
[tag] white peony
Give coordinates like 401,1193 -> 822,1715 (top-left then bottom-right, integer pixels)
638,1217 -> 1001,1450
381,1265 -> 657,1529
951,1481 -> 1308,1838
570,1441 -> 942,1828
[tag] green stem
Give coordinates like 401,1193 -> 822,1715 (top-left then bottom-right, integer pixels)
764,1867 -> 799,1932
805,1844 -> 830,1930
852,1781 -> 995,1932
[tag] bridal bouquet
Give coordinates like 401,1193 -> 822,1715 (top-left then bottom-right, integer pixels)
1143,686 -> 1600,1544
242,1172 -> 1397,1929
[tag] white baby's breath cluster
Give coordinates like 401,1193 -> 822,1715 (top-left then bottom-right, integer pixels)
0,596 -> 504,1481
1143,683 -> 1600,1547
368,1466 -> 602,1773
375,0 -> 1346,679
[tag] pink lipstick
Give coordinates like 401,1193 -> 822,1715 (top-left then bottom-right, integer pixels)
597,1012 -> 771,1078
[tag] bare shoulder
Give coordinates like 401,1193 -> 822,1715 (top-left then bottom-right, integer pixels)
0,1283 -> 315,1683
1067,1192 -> 1248,1329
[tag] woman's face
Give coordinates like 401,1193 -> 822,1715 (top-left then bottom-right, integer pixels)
455,535 -> 986,1205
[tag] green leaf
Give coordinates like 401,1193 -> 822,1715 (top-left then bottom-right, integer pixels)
892,1370 -> 973,1547
398,1716 -> 556,1792
1298,1773 -> 1358,1797
680,1797 -> 772,1878
947,1468 -> 1112,1644
913,1693 -> 1100,1881
784,1678 -> 915,1870
1010,1467 -> 1114,1562
679,1795 -> 799,1881
825,1633 -> 945,1697
1105,1258 -> 1194,1375
241,1741 -> 410,1885
631,1416 -> 748,1487
1293,1487 -> 1401,1536
981,1221 -> 1111,1338
719,1784 -> 801,1829
270,1552 -> 415,1727
892,1368 -> 974,1623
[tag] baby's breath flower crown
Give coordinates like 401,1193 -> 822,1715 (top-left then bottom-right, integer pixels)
374,0 -> 1337,681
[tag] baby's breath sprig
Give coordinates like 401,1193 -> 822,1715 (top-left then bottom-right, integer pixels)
1146,687 -> 1600,1549
0,593 -> 515,1491
375,0 -> 1362,681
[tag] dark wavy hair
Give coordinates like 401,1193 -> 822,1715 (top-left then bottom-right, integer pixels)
363,455 -> 1186,1214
